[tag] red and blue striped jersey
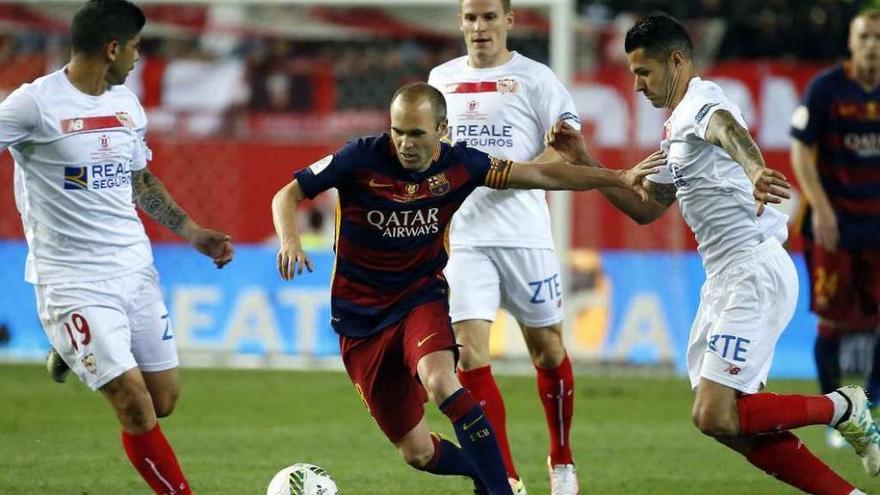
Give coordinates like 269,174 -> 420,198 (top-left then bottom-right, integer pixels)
294,134 -> 512,338
791,64 -> 880,248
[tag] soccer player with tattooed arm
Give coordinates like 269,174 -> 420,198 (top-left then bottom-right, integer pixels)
547,12 -> 880,495
271,82 -> 661,495
0,1 -> 233,493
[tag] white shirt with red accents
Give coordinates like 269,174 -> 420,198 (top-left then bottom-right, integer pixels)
0,68 -> 153,284
429,52 -> 580,249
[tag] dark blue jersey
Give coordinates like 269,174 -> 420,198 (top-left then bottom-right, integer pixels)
294,134 -> 512,338
791,63 -> 880,248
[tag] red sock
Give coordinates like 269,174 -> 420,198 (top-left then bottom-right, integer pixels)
745,432 -> 855,495
121,424 -> 192,495
737,393 -> 834,435
535,355 -> 574,465
458,365 -> 518,479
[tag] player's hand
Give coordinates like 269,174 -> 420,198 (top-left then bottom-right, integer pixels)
190,228 -> 234,268
545,120 -> 594,166
812,204 -> 840,252
277,239 -> 313,281
620,150 -> 665,201
749,168 -> 791,217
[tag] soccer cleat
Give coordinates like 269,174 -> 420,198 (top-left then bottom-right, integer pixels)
825,427 -> 847,449
548,458 -> 579,495
834,385 -> 880,476
509,477 -> 527,495
46,348 -> 70,383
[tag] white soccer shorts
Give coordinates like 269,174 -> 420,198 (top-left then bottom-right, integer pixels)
446,245 -> 563,328
34,264 -> 179,390
687,238 -> 798,394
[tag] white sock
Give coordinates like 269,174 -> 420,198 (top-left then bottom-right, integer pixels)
848,489 -> 867,495
826,391 -> 850,426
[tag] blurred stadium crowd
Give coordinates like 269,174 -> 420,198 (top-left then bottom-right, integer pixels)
0,0 -> 867,136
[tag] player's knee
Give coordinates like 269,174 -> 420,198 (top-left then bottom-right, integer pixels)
691,406 -> 740,437
421,373 -> 457,405
152,390 -> 179,418
114,389 -> 156,431
400,444 -> 435,470
524,324 -> 565,368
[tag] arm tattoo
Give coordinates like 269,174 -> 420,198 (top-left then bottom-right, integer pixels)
647,181 -> 678,206
708,110 -> 765,178
131,169 -> 189,234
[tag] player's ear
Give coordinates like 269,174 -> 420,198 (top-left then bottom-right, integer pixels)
670,50 -> 685,69
437,117 -> 448,136
505,9 -> 515,30
105,39 -> 120,62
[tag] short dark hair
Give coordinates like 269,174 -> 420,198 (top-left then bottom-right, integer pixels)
624,12 -> 693,59
459,0 -> 511,14
71,0 -> 145,55
391,82 -> 447,127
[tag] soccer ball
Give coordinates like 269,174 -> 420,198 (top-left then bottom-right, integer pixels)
266,463 -> 339,495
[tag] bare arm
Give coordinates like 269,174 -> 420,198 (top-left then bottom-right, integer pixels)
791,138 -> 838,250
132,168 -> 189,235
543,121 -> 672,223
272,180 -> 313,280
587,163 -> 675,225
499,156 -> 661,200
703,109 -> 791,216
132,169 -> 233,267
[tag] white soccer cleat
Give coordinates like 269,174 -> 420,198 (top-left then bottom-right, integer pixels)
508,477 -> 527,495
45,348 -> 70,383
548,458 -> 579,495
834,385 -> 880,476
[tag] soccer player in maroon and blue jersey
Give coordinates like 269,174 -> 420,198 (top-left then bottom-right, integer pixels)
271,82 -> 661,494
791,9 -> 880,434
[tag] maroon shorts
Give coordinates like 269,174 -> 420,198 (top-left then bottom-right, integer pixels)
804,240 -> 880,325
339,301 -> 458,443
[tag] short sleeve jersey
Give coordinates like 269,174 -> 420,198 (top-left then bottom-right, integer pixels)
790,63 -> 880,248
648,77 -> 788,277
428,52 -> 580,249
294,134 -> 511,338
0,68 -> 152,284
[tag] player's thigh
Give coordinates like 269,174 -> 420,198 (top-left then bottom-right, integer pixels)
696,244 -> 798,395
493,247 -> 564,328
446,245 -> 501,324
128,266 -> 179,375
35,282 -> 136,391
339,329 -> 427,444
804,240 -> 859,322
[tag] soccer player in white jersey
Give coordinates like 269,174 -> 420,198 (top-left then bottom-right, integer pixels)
0,1 -> 233,493
548,12 -> 880,495
427,1 -> 580,493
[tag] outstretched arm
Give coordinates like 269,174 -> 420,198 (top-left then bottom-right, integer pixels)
132,169 -> 233,268
495,152 -> 663,200
544,120 -> 673,224
272,180 -> 313,281
703,109 -> 791,216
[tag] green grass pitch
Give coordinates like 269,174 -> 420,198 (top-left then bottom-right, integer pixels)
2,363 -> 879,494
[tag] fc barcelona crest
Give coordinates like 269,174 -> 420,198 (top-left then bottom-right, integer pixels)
496,78 -> 518,95
427,173 -> 450,196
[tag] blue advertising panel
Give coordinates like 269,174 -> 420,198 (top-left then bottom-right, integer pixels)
0,240 -> 818,379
